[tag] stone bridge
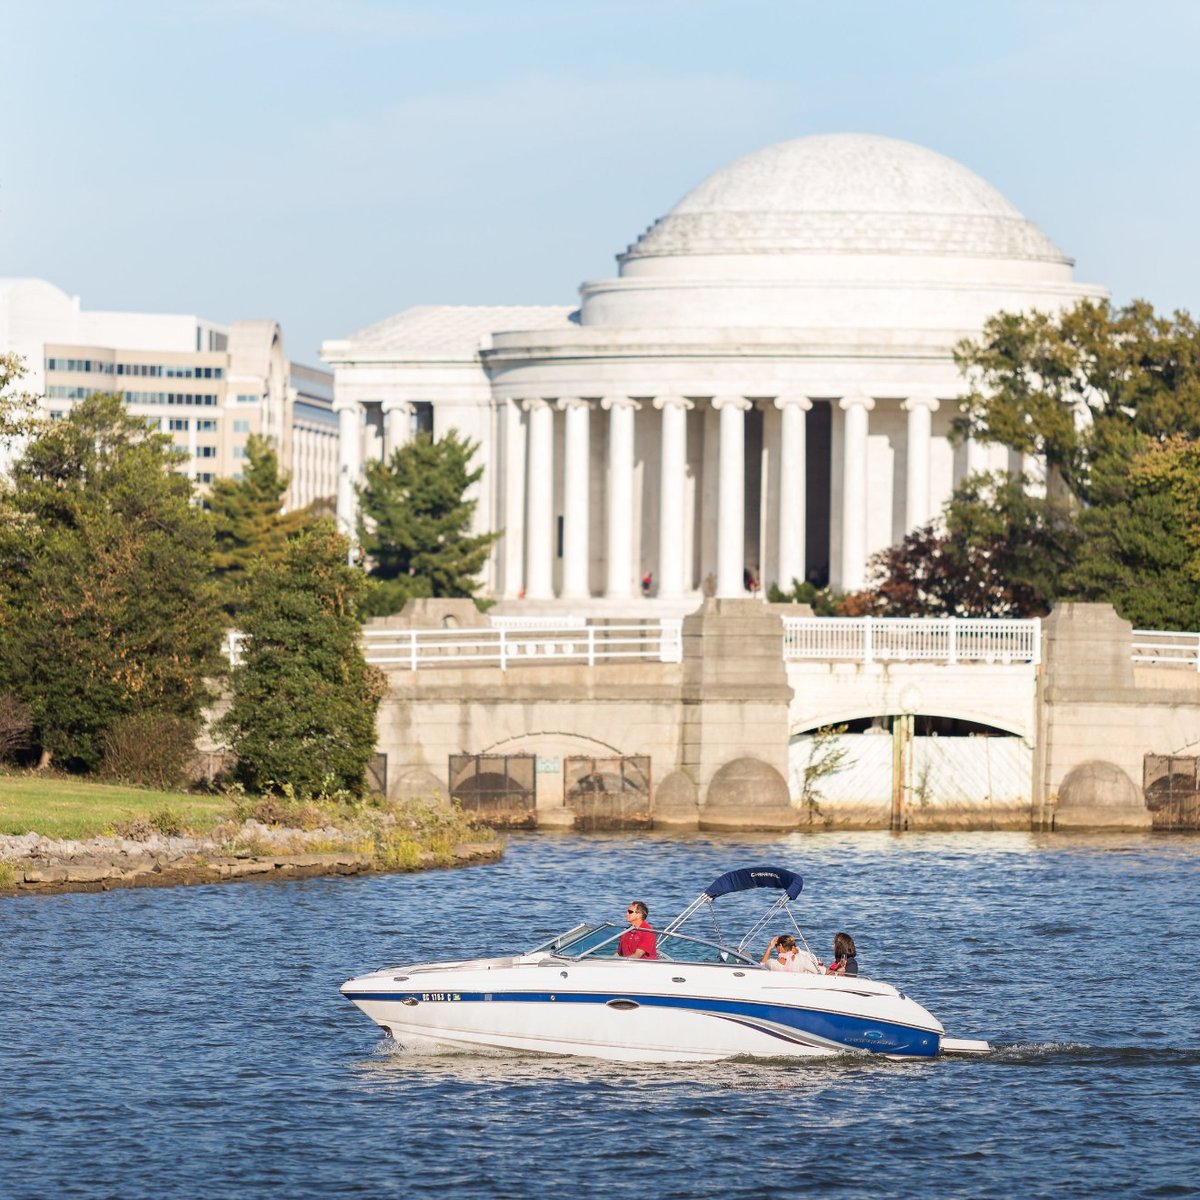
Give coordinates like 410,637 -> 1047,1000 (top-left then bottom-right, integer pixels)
369,600 -> 1200,832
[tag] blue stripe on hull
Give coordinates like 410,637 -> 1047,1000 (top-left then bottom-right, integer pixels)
347,989 -> 940,1057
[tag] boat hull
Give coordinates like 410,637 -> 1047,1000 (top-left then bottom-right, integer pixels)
342,959 -> 944,1062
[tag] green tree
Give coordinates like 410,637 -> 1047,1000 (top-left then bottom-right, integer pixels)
948,299 -> 1200,628
0,394 -> 222,771
208,434 -> 311,619
220,522 -> 386,796
357,430 -> 499,617
1064,436 -> 1200,629
955,300 -> 1200,503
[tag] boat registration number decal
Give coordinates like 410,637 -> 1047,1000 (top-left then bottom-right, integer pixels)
420,992 -> 461,1002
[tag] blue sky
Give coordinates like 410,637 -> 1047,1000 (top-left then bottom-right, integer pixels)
3,0 -> 1197,364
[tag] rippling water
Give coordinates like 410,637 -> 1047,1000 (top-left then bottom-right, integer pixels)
3,831 -> 1199,1199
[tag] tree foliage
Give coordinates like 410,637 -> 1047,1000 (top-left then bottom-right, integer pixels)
0,353 -> 40,447
1063,435 -> 1200,629
864,298 -> 1200,627
767,578 -> 840,615
0,394 -> 222,771
208,434 -> 311,619
357,431 -> 498,617
955,299 -> 1200,501
220,522 -> 386,796
862,473 -> 1079,618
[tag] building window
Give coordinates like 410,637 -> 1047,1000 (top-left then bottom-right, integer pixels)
233,419 -> 250,433
195,471 -> 213,483
197,446 -> 217,458
232,446 -> 246,459
236,393 -> 260,405
169,418 -> 190,431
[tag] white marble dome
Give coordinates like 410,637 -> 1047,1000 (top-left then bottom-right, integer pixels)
580,133 -> 1085,332
624,133 -> 1066,264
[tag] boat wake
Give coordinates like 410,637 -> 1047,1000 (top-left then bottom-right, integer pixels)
366,1034 -> 1200,1071
984,1042 -> 1200,1068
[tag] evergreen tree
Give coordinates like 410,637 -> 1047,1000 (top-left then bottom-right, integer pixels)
357,430 -> 498,617
220,521 -> 385,796
208,434 -> 311,619
0,394 -> 222,771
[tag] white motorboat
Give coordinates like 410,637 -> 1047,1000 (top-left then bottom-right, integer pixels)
341,865 -> 990,1062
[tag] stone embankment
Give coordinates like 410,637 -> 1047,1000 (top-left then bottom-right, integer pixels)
0,820 -> 503,898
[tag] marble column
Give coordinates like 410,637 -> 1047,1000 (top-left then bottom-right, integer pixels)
382,398 -> 412,459
602,396 -> 640,599
902,396 -> 939,530
774,395 -> 811,592
965,434 -> 990,478
654,394 -> 692,599
713,394 -> 752,598
502,398 -> 527,599
523,398 -> 555,600
559,397 -> 591,599
334,398 -> 362,543
838,394 -> 875,591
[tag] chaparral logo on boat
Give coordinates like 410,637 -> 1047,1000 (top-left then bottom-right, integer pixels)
750,873 -> 780,881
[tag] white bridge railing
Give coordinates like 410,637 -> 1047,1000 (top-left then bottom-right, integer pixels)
782,617 -> 1042,665
361,621 -> 683,669
223,617 -> 1200,673
1132,629 -> 1200,670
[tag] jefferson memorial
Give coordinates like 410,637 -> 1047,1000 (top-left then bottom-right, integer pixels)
321,134 -> 1104,607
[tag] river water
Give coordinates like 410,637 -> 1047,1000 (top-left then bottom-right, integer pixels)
3,831 -> 1199,1199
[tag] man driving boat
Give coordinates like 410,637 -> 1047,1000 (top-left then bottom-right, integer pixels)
617,900 -> 658,958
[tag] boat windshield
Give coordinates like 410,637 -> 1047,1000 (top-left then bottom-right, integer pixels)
525,923 -> 594,955
549,925 -> 757,967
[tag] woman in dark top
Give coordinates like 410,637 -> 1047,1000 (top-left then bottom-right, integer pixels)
827,931 -> 859,977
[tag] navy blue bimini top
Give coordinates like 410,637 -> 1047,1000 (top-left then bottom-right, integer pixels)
702,866 -> 803,902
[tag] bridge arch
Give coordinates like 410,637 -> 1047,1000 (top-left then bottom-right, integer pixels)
789,711 -> 1030,740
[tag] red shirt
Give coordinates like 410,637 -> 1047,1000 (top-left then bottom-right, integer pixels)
618,922 -> 657,959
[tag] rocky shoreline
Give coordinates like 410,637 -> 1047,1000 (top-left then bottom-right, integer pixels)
0,823 -> 503,898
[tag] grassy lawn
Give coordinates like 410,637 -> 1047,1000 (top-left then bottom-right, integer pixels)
0,773 -> 228,840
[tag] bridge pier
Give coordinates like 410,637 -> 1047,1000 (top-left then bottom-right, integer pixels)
680,600 -> 795,830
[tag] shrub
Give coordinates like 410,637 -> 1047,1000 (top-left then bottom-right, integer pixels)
150,807 -> 184,837
113,817 -> 155,842
100,712 -> 201,790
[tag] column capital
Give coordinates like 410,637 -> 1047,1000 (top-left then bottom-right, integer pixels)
600,395 -> 641,412
332,396 -> 361,415
652,394 -> 694,412
838,394 -> 876,413
556,395 -> 590,411
520,397 -> 556,413
711,394 -> 753,412
773,394 -> 813,412
901,395 -> 941,413
380,396 -> 412,414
